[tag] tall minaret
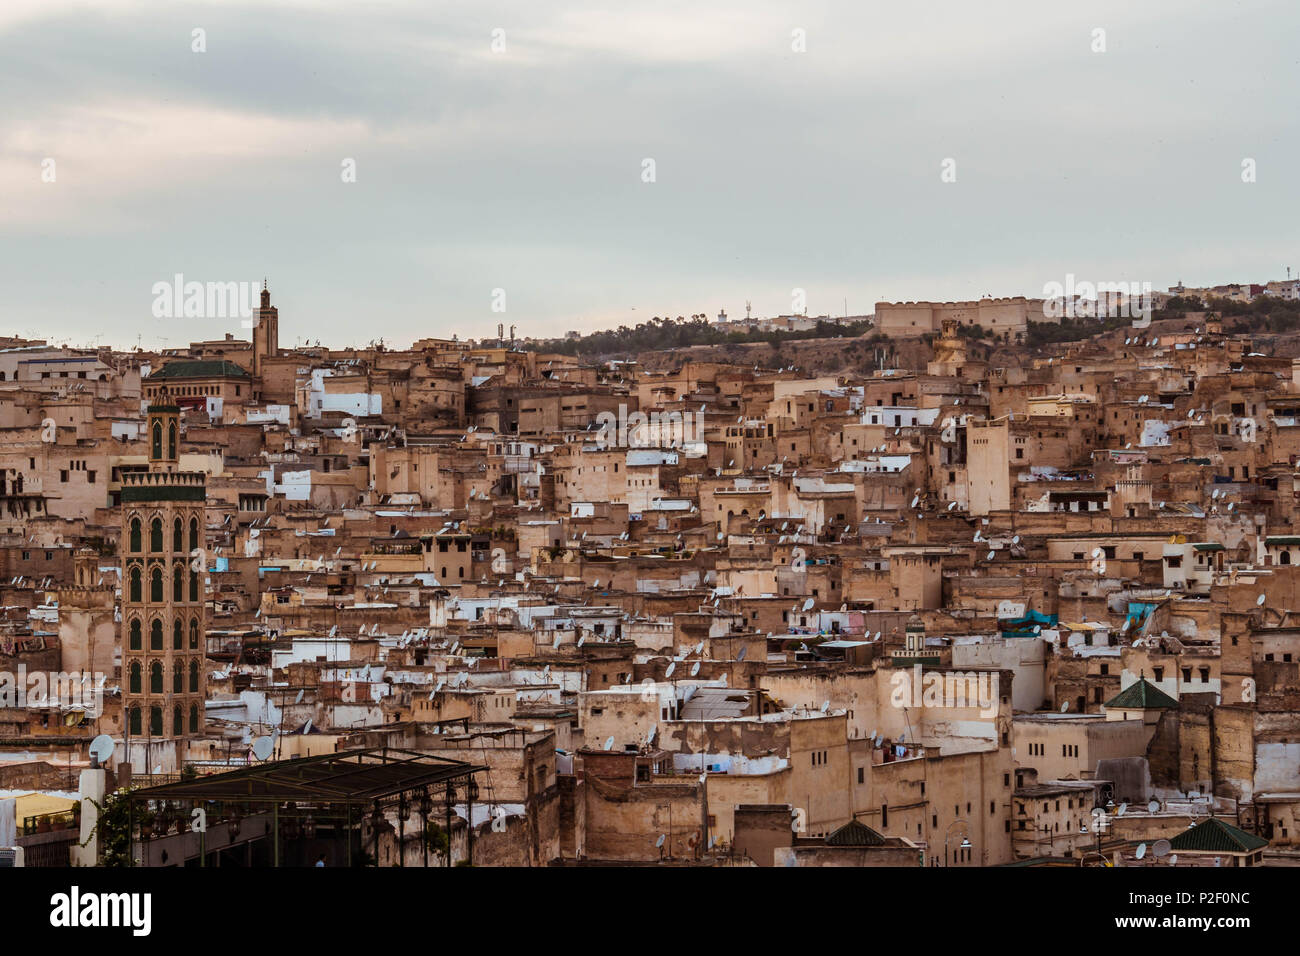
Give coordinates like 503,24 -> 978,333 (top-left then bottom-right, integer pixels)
120,396 -> 207,765
251,280 -> 279,380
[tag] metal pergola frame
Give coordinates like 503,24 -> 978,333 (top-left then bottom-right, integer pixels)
124,747 -> 488,867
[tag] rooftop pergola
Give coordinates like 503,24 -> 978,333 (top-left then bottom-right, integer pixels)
128,748 -> 484,805
125,748 -> 488,867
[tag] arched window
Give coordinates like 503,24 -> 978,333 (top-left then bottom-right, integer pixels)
173,565 -> 183,602
129,707 -> 142,736
189,658 -> 200,693
150,566 -> 163,602
189,517 -> 199,553
150,517 -> 163,552
151,420 -> 162,459
149,660 -> 163,693
129,618 -> 142,650
173,662 -> 183,693
1283,551 -> 1292,566
173,518 -> 183,552
173,706 -> 183,736
189,570 -> 199,602
129,517 -> 142,553
173,620 -> 183,650
167,420 -> 177,460
149,706 -> 163,736
128,661 -> 141,694
150,619 -> 163,650
189,618 -> 199,649
189,704 -> 199,734
129,566 -> 142,603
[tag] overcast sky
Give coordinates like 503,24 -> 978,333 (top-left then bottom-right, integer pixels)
1,0 -> 1296,349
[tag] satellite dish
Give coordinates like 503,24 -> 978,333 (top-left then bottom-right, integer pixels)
1012,535 -> 1020,544
1060,701 -> 1069,713
1168,854 -> 1177,865
1148,799 -> 1160,813
802,597 -> 814,611
1152,839 -> 1171,858
736,646 -> 747,661
1117,802 -> 1127,816
603,736 -> 615,751
252,736 -> 275,761
88,735 -> 114,764
1257,594 -> 1267,606
295,689 -> 305,704
665,662 -> 676,678
1135,843 -> 1147,860
655,834 -> 666,848
820,700 -> 830,713
986,550 -> 996,561
690,661 -> 700,676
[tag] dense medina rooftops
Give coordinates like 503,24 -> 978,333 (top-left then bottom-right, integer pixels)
10,299 -> 1300,867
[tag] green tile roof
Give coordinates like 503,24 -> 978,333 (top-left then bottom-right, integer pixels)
149,360 -> 250,380
1168,817 -> 1268,854
825,819 -> 886,847
1103,678 -> 1178,710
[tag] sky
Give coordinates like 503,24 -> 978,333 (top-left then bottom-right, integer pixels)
0,0 -> 1297,349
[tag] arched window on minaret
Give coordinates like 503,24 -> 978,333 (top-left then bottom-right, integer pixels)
150,517 -> 163,553
150,619 -> 163,650
173,706 -> 184,736
149,706 -> 162,736
173,518 -> 183,552
129,517 -> 142,553
189,658 -> 199,693
152,420 -> 163,459
128,618 -> 142,650
128,661 -> 141,694
129,707 -> 141,736
172,662 -> 183,693
173,564 -> 183,602
150,566 -> 164,602
173,620 -> 183,650
168,420 -> 177,460
189,704 -> 199,734
189,618 -> 199,649
129,566 -> 142,603
190,517 -> 200,552
149,660 -> 163,693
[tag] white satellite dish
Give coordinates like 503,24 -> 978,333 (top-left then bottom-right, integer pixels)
1117,803 -> 1127,816
736,647 -> 747,661
88,734 -> 114,764
1135,843 -> 1147,860
1257,594 -> 1267,606
665,662 -> 676,678
802,597 -> 814,611
655,834 -> 666,848
690,662 -> 700,676
252,736 -> 275,761
1060,701 -> 1069,713
603,735 -> 615,751
1148,799 -> 1160,813
986,550 -> 996,561
1168,854 -> 1177,865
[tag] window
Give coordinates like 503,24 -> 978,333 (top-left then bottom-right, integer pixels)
189,659 -> 200,693
129,517 -> 142,553
128,661 -> 141,694
129,618 -> 142,650
149,706 -> 163,736
150,566 -> 164,602
150,517 -> 163,553
129,707 -> 142,736
150,619 -> 163,650
150,660 -> 163,693
173,706 -> 184,736
173,662 -> 183,693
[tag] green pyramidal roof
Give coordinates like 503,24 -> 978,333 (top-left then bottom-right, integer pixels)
824,819 -> 886,846
1103,678 -> 1178,710
1168,817 -> 1268,854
